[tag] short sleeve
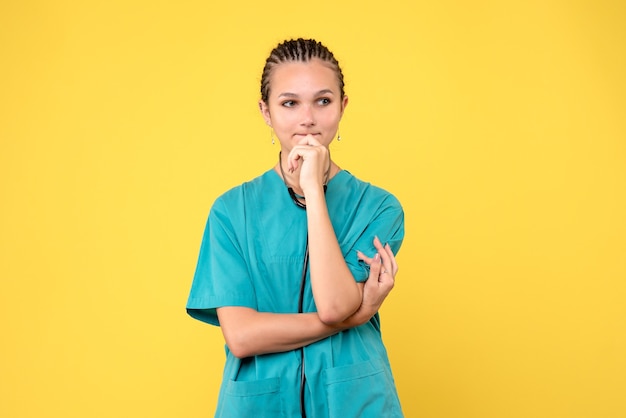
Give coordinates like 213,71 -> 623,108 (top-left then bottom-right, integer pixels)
345,194 -> 405,283
186,196 -> 257,326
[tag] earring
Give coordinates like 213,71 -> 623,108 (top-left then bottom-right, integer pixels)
337,132 -> 342,141
270,128 -> 275,145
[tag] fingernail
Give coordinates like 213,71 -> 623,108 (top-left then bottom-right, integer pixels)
374,253 -> 380,260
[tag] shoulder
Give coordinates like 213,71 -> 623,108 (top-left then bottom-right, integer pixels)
213,170 -> 276,209
334,170 -> 403,211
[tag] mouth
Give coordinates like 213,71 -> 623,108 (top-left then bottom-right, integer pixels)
294,133 -> 321,138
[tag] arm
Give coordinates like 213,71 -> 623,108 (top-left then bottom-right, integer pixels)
217,308 -> 348,359
304,185 -> 363,324
217,237 -> 397,358
288,137 -> 362,324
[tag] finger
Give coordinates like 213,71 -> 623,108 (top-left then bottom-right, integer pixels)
374,238 -> 397,277
384,243 -> 399,275
373,235 -> 385,252
304,135 -> 322,147
287,147 -> 304,172
287,138 -> 312,164
356,250 -> 375,265
286,142 -> 320,172
358,249 -> 389,276
358,250 -> 390,286
378,265 -> 395,290
373,251 -> 395,290
373,236 -> 393,277
366,253 -> 382,283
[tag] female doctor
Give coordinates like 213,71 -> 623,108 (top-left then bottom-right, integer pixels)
187,38 -> 405,417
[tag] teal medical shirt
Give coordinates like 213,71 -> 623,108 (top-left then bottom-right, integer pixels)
187,169 -> 405,418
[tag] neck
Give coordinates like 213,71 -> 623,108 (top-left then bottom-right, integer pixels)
275,151 -> 338,196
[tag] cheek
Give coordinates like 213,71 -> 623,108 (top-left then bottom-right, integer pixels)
272,114 -> 295,131
323,111 -> 342,127
269,107 -> 295,127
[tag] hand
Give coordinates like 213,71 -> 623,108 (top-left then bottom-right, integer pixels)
286,135 -> 330,195
341,237 -> 399,327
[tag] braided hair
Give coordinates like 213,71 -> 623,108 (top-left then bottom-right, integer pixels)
260,38 -> 345,103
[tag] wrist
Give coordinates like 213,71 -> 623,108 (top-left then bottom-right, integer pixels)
301,184 -> 325,200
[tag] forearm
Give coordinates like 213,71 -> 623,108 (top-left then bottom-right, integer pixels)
217,306 -> 346,359
305,187 -> 362,324
215,240 -> 395,359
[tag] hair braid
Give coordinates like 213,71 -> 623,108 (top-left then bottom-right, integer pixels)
260,38 -> 345,103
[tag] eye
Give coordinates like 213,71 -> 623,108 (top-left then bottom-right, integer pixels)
281,100 -> 296,108
317,97 -> 331,106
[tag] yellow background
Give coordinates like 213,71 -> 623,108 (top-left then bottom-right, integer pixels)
1,1 -> 625,417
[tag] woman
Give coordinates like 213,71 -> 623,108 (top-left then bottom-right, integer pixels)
187,38 -> 405,417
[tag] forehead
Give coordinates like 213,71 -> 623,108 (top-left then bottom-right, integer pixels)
269,59 -> 339,97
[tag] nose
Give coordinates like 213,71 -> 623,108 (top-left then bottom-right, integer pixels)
299,105 -> 315,127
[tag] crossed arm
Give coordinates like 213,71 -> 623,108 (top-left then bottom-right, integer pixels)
217,237 -> 398,359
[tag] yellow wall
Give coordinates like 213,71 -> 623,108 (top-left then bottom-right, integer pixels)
1,1 -> 625,417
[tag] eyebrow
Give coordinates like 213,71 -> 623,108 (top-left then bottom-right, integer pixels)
277,89 -> 335,98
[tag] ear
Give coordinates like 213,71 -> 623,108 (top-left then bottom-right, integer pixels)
259,100 -> 272,127
340,95 -> 349,117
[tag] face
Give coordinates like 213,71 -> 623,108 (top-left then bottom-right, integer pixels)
259,58 -> 348,151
